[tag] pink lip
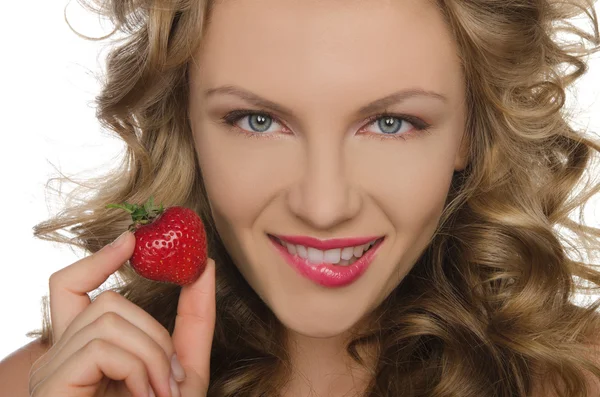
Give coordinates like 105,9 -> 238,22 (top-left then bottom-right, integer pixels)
272,234 -> 382,250
269,235 -> 384,288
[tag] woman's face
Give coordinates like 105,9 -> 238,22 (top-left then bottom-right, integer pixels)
189,0 -> 468,337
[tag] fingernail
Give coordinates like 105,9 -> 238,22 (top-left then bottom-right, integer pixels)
171,354 -> 186,382
170,375 -> 180,397
148,386 -> 155,397
110,231 -> 129,247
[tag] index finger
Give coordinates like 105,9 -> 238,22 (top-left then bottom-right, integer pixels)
49,231 -> 135,341
172,258 -> 216,395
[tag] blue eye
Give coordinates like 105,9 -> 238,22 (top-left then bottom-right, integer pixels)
378,117 -> 403,134
366,116 -> 415,136
221,110 -> 430,140
223,111 -> 282,134
247,114 -> 273,132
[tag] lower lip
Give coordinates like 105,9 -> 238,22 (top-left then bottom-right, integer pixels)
269,236 -> 384,288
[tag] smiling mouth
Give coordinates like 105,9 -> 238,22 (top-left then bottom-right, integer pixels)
269,235 -> 384,266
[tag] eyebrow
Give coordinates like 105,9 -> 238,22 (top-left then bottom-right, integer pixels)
204,85 -> 448,119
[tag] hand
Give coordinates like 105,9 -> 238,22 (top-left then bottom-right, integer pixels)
28,231 -> 216,397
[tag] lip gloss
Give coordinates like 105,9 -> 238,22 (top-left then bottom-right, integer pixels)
269,236 -> 383,288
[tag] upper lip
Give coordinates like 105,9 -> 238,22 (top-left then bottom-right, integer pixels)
271,234 -> 383,250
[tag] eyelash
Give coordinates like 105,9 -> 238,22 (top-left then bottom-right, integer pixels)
219,109 -> 432,141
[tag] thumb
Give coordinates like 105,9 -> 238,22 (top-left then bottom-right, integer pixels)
172,257 -> 216,396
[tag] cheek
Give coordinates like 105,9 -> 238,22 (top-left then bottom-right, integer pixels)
355,140 -> 456,233
194,126 -> 289,225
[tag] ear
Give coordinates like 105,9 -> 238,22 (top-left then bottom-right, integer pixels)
454,132 -> 470,171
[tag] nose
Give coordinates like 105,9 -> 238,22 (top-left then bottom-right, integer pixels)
286,138 -> 362,230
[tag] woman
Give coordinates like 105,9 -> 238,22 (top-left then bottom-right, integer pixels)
2,0 -> 600,395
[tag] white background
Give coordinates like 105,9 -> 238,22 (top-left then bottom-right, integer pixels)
1,1 -> 599,361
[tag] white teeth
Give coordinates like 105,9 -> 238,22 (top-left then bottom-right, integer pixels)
353,245 -> 365,257
307,247 -> 324,264
341,246 -> 354,260
362,243 -> 371,253
323,248 -> 341,264
296,245 -> 308,258
277,237 -> 380,265
337,256 -> 358,266
286,243 -> 297,255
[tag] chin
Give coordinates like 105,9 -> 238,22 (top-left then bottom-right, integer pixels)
283,318 -> 357,339
268,296 -> 371,339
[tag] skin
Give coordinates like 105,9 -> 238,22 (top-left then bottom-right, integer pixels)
189,0 -> 469,395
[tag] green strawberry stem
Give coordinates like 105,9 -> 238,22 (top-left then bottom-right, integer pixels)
106,196 -> 165,232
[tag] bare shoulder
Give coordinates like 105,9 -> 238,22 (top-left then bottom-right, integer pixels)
0,338 -> 51,397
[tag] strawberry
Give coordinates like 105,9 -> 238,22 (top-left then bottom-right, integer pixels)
106,197 -> 208,285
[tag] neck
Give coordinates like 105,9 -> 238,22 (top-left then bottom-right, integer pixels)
281,329 -> 377,397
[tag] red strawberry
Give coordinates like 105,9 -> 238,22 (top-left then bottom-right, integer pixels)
106,197 -> 207,285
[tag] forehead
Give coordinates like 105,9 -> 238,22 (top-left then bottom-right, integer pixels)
195,0 -> 463,106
